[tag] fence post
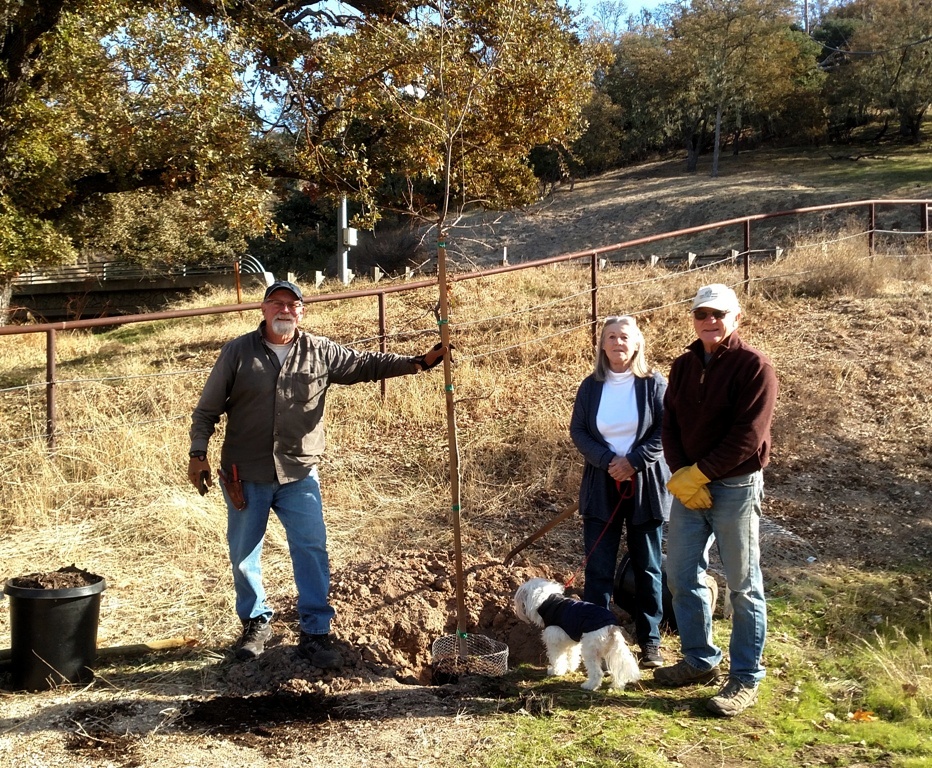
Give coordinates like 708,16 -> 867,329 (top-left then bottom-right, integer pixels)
590,252 -> 598,349
742,219 -> 752,295
46,329 -> 57,450
378,292 -> 387,401
921,203 -> 929,252
868,203 -> 876,255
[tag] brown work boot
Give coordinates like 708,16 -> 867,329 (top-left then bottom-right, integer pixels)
653,658 -> 719,687
235,618 -> 272,661
706,677 -> 759,717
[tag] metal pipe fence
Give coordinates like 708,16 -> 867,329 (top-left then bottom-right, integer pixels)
11,259 -> 259,286
1,198 -> 928,449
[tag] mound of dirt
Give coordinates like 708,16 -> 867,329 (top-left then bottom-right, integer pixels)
221,550 -> 605,696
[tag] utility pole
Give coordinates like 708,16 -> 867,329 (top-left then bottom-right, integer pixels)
333,94 -> 354,286
336,195 -> 353,285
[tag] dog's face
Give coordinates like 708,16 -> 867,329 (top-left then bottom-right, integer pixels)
513,577 -> 564,628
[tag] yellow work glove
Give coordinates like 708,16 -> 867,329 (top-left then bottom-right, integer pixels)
667,464 -> 711,508
683,485 -> 712,510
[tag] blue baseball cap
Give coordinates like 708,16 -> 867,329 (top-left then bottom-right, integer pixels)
263,280 -> 303,301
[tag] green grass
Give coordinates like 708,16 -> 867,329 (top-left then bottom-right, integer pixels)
479,571 -> 932,768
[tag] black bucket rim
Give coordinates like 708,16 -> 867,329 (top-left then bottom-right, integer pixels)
4,577 -> 106,600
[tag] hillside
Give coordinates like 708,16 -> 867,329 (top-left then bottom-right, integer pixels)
446,143 -> 932,267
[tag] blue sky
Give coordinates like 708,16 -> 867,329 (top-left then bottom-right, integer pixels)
576,0 -> 665,23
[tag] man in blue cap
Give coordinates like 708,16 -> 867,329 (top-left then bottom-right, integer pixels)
188,280 -> 446,667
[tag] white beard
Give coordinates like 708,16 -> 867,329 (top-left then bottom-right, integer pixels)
271,318 -> 297,338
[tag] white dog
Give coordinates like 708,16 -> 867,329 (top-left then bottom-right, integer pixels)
513,577 -> 641,691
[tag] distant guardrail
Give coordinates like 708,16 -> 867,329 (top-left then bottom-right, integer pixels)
12,256 -> 266,286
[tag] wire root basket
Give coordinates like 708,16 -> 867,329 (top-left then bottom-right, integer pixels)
431,633 -> 508,683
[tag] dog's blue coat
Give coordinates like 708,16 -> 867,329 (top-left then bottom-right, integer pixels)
536,594 -> 619,642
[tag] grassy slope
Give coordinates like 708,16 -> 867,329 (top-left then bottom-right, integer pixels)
449,139 -> 932,267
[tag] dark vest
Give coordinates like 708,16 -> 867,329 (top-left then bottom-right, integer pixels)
536,594 -> 619,641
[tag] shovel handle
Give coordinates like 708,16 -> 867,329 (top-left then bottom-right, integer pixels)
503,502 -> 578,565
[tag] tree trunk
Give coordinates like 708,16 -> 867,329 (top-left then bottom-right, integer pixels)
711,102 -> 723,178
684,121 -> 702,173
684,115 -> 708,173
685,139 -> 700,173
0,278 -> 13,326
899,107 -> 926,143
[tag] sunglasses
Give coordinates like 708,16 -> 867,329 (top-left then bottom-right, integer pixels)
692,309 -> 730,321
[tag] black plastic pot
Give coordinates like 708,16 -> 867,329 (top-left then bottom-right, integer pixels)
3,576 -> 106,691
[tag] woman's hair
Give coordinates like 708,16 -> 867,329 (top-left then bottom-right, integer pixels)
593,315 -> 652,381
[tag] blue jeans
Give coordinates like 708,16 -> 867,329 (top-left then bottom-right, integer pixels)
223,468 -> 334,635
582,498 -> 664,649
665,470 -> 766,685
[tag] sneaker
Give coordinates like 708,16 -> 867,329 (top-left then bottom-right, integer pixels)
640,643 -> 664,669
653,658 -> 719,687
235,618 -> 272,661
298,632 -> 343,669
706,677 -> 759,717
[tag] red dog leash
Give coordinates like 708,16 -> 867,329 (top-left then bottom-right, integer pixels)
564,477 -> 634,589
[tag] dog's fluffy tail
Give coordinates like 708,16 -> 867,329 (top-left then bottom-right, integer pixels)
605,627 -> 641,690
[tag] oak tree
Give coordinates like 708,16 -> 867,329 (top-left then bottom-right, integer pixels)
0,0 -> 594,318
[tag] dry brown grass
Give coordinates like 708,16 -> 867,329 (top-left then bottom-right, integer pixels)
1,237 -> 930,655
1,228 -> 931,768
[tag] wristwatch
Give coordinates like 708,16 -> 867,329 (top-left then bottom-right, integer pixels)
189,451 -> 207,460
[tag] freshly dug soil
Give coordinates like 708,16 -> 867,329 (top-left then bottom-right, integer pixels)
219,550 -> 611,695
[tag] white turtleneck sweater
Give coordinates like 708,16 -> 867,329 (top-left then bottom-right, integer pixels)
596,369 -> 638,457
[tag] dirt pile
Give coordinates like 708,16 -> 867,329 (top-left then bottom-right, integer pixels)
222,550 -> 589,696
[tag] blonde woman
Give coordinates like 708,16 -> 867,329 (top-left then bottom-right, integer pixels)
569,315 -> 672,668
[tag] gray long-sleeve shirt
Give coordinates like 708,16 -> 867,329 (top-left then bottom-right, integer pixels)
190,323 -> 420,483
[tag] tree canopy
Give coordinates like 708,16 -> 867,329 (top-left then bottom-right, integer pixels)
825,0 -> 932,142
0,0 -> 595,302
1,0 -> 929,319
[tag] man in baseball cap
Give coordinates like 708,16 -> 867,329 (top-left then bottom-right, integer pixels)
188,279 -> 446,668
687,283 -> 742,355
656,283 -> 778,717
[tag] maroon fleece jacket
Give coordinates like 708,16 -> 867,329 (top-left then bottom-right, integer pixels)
662,331 -> 778,480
